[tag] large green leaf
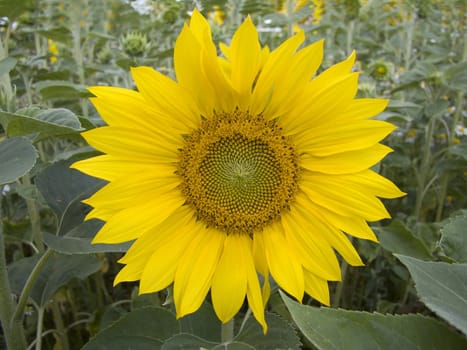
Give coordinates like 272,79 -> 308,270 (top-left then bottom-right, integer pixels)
34,80 -> 91,101
439,214 -> 467,263
235,313 -> 301,350
83,307 -> 180,350
374,220 -> 432,260
161,334 -> 216,350
281,292 -> 467,349
35,159 -> 103,218
0,0 -> 33,19
396,255 -> 467,335
42,221 -> 131,255
0,57 -> 17,76
0,137 -> 37,185
443,61 -> 467,92
161,334 -> 255,350
0,108 -> 83,141
179,302 -> 221,342
8,252 -> 101,307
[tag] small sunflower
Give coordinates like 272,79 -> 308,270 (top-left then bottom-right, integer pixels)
72,9 -> 404,332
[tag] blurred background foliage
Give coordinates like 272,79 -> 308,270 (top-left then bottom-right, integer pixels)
0,0 -> 466,349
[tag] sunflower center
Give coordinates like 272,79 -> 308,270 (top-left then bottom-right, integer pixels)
178,110 -> 299,234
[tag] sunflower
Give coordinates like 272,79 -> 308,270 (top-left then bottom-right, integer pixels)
72,9 -> 404,332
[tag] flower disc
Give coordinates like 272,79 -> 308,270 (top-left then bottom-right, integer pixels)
179,110 -> 299,233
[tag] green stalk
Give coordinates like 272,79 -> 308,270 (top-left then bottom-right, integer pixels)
0,206 -> 27,350
332,259 -> 349,308
34,306 -> 45,350
286,0 -> 295,38
435,23 -> 467,221
21,175 -> 44,253
51,301 -> 70,350
70,0 -> 89,117
346,20 -> 355,56
221,318 -> 234,343
404,11 -> 415,71
0,23 -> 15,112
12,249 -> 53,324
413,115 -> 436,221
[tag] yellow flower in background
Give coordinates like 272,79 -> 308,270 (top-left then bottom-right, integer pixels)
312,0 -> 325,24
72,9 -> 404,332
210,5 -> 225,25
48,39 -> 58,64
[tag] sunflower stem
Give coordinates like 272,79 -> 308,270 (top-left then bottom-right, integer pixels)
221,318 -> 235,344
0,206 -> 28,350
13,249 -> 53,324
332,259 -> 349,308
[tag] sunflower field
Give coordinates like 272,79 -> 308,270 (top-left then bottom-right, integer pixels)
0,0 -> 466,349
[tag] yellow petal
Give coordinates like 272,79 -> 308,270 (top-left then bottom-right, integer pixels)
87,86 -> 148,127
92,193 -> 184,244
211,234 -> 249,324
283,73 -> 359,136
262,221 -> 305,302
114,206 -> 196,285
83,170 -> 179,210
130,66 -> 199,130
139,218 -> 202,293
174,228 -> 225,318
303,269 -> 330,305
297,120 -> 396,156
281,206 -> 341,281
250,30 -> 305,115
81,126 -> 181,162
252,233 -> 271,306
71,155 -> 158,182
300,144 -> 393,174
318,206 -> 378,242
229,16 -> 261,109
339,170 -> 406,199
293,193 -> 364,266
310,50 -> 356,92
300,172 -> 391,221
119,205 -> 195,265
189,8 -> 213,48
245,248 -> 267,333
174,24 -> 213,116
264,39 -> 324,120
336,98 -> 389,122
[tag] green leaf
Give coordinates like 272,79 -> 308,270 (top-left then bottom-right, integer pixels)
83,307 -> 180,350
42,221 -> 131,255
35,159 -> 103,218
161,333 -> 215,350
179,302 -> 221,342
8,252 -> 101,307
449,143 -> 467,160
396,255 -> 467,335
374,220 -> 433,260
439,214 -> 467,263
0,108 -> 83,141
281,292 -> 467,350
443,61 -> 467,92
37,27 -> 72,44
211,343 -> 255,350
0,0 -> 33,19
34,80 -> 91,101
0,137 -> 37,185
235,313 -> 301,350
0,57 -> 17,76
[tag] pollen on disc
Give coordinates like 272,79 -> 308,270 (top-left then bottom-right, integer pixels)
178,110 -> 300,234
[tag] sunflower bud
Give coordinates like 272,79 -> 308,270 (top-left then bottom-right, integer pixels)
120,31 -> 150,57
369,60 -> 392,81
